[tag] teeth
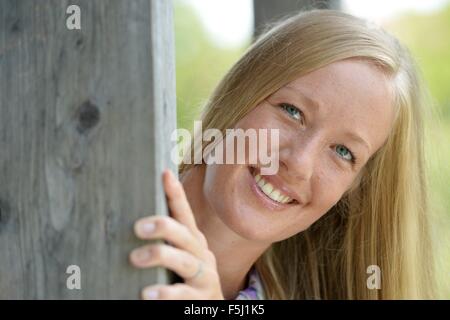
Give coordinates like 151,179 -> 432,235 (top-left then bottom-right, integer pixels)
253,173 -> 293,204
269,190 -> 281,202
262,183 -> 273,195
257,178 -> 265,189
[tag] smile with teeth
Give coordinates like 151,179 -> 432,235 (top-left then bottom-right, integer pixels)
252,171 -> 295,204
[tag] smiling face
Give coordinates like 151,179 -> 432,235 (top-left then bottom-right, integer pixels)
202,59 -> 396,243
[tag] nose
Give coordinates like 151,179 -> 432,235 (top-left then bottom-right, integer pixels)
279,136 -> 317,183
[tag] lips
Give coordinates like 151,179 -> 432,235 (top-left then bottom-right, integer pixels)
255,172 -> 294,204
248,166 -> 302,210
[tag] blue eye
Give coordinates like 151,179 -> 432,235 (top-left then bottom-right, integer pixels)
280,103 -> 302,121
335,145 -> 355,163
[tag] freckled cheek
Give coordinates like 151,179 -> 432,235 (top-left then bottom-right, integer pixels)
311,172 -> 349,216
236,113 -> 292,155
203,164 -> 239,212
252,119 -> 295,150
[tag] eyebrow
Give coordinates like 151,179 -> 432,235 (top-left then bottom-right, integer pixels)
283,85 -> 371,153
284,85 -> 322,111
343,131 -> 371,153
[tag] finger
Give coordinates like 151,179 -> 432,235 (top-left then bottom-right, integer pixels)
142,283 -> 200,300
129,244 -> 207,283
163,169 -> 199,234
134,216 -> 205,258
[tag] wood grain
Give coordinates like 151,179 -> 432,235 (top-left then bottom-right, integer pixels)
0,0 -> 177,299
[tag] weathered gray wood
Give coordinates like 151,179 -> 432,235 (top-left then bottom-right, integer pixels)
253,0 -> 341,37
0,0 -> 177,299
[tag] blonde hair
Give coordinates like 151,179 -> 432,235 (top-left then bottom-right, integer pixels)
179,9 -> 436,299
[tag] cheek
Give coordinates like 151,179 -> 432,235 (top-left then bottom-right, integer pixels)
313,168 -> 351,211
237,106 -> 295,156
235,102 -> 281,130
203,164 -> 231,210
289,170 -> 351,234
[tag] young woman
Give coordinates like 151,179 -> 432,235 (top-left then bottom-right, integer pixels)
129,9 -> 435,299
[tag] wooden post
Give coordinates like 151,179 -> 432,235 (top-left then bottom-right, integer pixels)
0,0 -> 177,299
253,0 -> 341,37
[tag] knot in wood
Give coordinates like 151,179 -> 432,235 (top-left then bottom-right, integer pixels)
76,100 -> 100,134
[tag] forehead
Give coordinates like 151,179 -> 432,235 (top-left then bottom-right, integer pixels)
282,59 -> 395,153
286,59 -> 392,114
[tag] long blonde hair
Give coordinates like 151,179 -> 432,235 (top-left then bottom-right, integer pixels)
179,9 -> 435,299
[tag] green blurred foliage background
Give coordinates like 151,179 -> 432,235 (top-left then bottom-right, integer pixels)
386,4 -> 450,298
174,1 -> 247,132
174,1 -> 450,298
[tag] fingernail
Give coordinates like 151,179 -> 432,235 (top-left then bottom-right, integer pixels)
134,249 -> 150,262
167,170 -> 177,182
143,289 -> 159,300
140,222 -> 156,235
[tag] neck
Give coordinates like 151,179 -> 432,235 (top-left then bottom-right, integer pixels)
180,165 -> 270,300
